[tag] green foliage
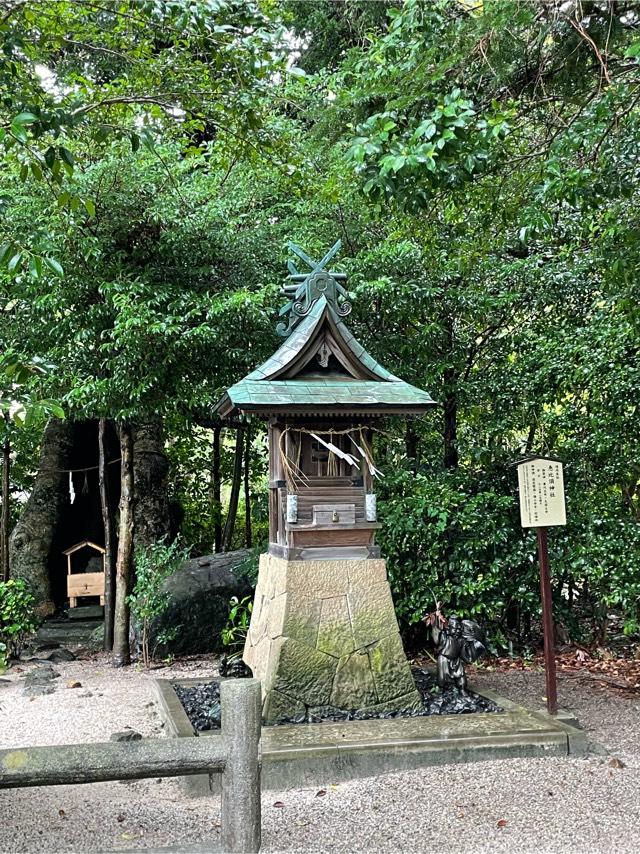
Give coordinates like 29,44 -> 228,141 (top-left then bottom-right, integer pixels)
0,579 -> 38,664
166,424 -> 268,555
127,539 -> 189,666
220,595 -> 253,650
379,470 -> 533,632
0,353 -> 64,427
347,90 -> 511,210
3,0 -> 640,653
0,0 -> 294,273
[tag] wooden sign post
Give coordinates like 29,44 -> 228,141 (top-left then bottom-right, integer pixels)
515,456 -> 566,716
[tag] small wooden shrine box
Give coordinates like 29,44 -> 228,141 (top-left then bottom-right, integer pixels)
215,241 -> 435,560
64,540 -> 106,608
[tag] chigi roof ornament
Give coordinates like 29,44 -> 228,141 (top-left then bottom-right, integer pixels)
276,239 -> 352,337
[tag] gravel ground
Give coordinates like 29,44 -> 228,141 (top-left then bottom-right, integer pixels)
470,665 -> 640,759
1,655 -> 639,853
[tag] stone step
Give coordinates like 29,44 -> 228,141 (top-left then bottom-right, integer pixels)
67,605 -> 104,621
36,619 -> 103,647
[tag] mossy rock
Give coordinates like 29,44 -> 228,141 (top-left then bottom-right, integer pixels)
149,550 -> 253,657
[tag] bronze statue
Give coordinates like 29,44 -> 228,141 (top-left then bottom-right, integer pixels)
426,607 -> 486,694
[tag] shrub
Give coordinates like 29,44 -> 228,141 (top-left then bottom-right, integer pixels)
127,539 -> 190,666
220,594 -> 253,651
0,579 -> 38,665
378,469 -> 539,648
378,466 -> 640,649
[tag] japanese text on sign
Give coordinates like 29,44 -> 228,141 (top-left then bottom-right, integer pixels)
517,458 -> 566,528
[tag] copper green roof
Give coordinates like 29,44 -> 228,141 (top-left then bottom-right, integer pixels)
215,242 -> 436,418
224,378 -> 434,411
244,296 -> 395,383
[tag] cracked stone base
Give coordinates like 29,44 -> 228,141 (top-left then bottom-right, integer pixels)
243,553 -> 421,721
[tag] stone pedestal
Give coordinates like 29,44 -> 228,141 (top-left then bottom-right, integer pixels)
243,554 -> 421,722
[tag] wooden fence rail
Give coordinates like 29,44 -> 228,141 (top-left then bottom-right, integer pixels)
0,677 -> 262,853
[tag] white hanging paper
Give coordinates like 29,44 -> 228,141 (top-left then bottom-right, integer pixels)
348,435 -> 384,479
309,432 -> 360,469
69,471 -> 75,504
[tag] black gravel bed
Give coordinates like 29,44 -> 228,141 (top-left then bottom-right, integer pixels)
174,668 -> 502,732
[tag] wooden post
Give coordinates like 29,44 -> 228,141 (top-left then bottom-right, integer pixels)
516,456 -> 566,717
112,423 -> 134,667
537,526 -> 558,716
0,680 -> 263,851
244,425 -> 252,548
99,418 -> 116,651
221,678 -> 262,854
1,426 -> 10,581
0,737 -> 226,788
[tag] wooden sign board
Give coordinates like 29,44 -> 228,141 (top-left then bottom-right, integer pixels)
517,457 -> 566,528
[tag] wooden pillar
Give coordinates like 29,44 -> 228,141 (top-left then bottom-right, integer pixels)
112,424 -> 134,667
1,428 -> 10,581
220,678 -> 262,853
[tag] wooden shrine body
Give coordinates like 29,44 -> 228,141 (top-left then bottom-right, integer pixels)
215,241 -> 435,721
267,419 -> 380,561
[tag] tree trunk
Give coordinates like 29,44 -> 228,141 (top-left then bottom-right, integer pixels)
244,426 -> 252,549
222,427 -> 244,553
211,426 -> 222,553
10,418 -> 73,615
405,422 -> 418,474
112,423 -> 134,667
443,369 -> 458,470
99,418 -> 116,651
1,422 -> 10,582
525,422 -> 536,454
132,420 -> 170,552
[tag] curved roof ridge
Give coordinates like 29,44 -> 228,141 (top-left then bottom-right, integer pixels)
245,295 -> 399,384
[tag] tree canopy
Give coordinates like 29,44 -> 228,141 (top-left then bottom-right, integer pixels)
2,0 -> 640,649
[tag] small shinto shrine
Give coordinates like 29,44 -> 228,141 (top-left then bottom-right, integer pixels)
215,241 -> 435,721
63,540 -> 106,608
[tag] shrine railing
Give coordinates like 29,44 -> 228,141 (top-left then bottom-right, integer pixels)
0,678 -> 262,853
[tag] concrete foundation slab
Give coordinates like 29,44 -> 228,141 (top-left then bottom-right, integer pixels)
155,678 -> 586,796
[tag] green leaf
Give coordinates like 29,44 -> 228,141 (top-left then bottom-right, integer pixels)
140,128 -> 155,151
28,255 -> 43,279
7,252 -> 22,274
12,111 -> 38,126
0,243 -> 12,265
84,198 -> 96,218
44,256 -> 64,277
59,146 -> 74,167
